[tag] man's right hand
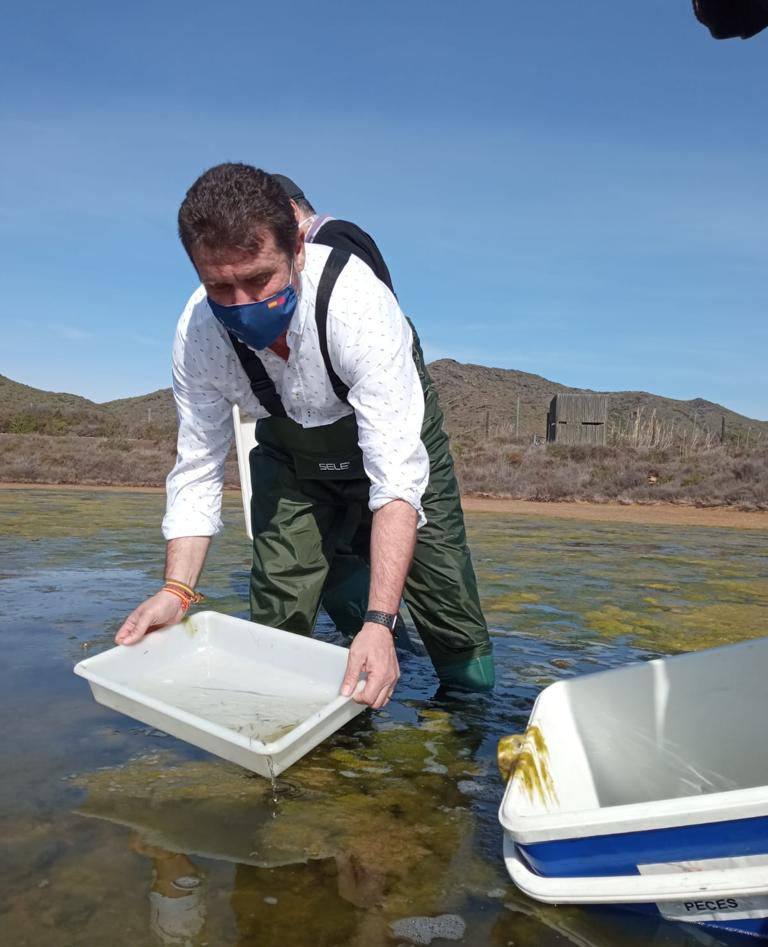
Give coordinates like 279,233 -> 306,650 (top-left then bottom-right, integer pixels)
340,622 -> 400,708
115,590 -> 185,646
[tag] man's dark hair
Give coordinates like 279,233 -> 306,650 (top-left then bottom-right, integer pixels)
178,163 -> 298,260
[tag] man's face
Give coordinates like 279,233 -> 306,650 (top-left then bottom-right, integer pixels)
193,228 -> 304,307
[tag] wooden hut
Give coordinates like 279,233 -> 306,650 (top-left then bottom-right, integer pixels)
547,394 -> 607,445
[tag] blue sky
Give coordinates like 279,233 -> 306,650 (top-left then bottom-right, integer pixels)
2,0 -> 766,418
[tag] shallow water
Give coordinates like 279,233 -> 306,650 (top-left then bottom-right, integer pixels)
1,488 -> 765,946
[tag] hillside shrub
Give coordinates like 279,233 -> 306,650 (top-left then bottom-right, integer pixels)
451,439 -> 768,509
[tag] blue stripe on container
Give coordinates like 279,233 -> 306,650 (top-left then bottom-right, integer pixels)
618,903 -> 768,940
518,815 -> 768,877
705,916 -> 768,939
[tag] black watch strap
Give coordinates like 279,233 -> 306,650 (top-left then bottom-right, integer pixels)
364,610 -> 398,635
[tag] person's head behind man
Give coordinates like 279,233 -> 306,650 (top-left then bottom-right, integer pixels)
270,173 -> 316,221
178,163 -> 304,306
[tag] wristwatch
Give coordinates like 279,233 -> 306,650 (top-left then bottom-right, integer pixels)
364,610 -> 398,636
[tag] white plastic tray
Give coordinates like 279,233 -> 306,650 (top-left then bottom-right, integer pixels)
74,610 -> 365,776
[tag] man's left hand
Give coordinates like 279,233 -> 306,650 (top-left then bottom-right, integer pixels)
340,622 -> 400,708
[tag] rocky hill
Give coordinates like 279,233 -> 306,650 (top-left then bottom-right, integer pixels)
2,364 -> 765,444
0,375 -> 176,438
428,360 -> 767,444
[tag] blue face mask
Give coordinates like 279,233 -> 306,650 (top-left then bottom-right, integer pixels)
207,275 -> 298,350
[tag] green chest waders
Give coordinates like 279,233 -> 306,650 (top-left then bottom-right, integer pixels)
232,249 -> 494,692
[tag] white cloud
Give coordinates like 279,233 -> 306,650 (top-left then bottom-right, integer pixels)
129,334 -> 161,347
46,324 -> 94,342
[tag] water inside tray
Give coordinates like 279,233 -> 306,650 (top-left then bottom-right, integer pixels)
134,650 -> 334,743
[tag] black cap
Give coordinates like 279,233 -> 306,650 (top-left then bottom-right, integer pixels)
271,173 -> 305,203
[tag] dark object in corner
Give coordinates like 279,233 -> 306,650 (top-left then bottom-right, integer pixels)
693,0 -> 768,39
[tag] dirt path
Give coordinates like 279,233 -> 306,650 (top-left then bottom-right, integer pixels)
2,481 -> 766,529
0,481 -> 169,494
462,496 -> 768,529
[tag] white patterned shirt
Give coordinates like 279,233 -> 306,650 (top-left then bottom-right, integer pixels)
162,244 -> 428,540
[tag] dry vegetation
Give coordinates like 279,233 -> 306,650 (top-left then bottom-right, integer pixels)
0,434 -> 240,488
452,437 -> 768,510
3,431 -> 765,511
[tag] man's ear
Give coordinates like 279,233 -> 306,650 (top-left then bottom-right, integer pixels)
294,235 -> 306,274
289,198 -> 301,223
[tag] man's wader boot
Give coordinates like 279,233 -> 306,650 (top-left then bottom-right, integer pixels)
231,249 -> 494,691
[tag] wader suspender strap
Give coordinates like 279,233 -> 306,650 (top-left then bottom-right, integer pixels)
315,248 -> 351,404
228,333 -> 288,418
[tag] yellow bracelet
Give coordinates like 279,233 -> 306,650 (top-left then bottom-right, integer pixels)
164,579 -> 196,596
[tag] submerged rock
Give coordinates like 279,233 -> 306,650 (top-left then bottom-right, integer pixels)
390,913 -> 466,944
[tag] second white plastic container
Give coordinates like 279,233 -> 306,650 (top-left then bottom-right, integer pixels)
499,636 -> 768,939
